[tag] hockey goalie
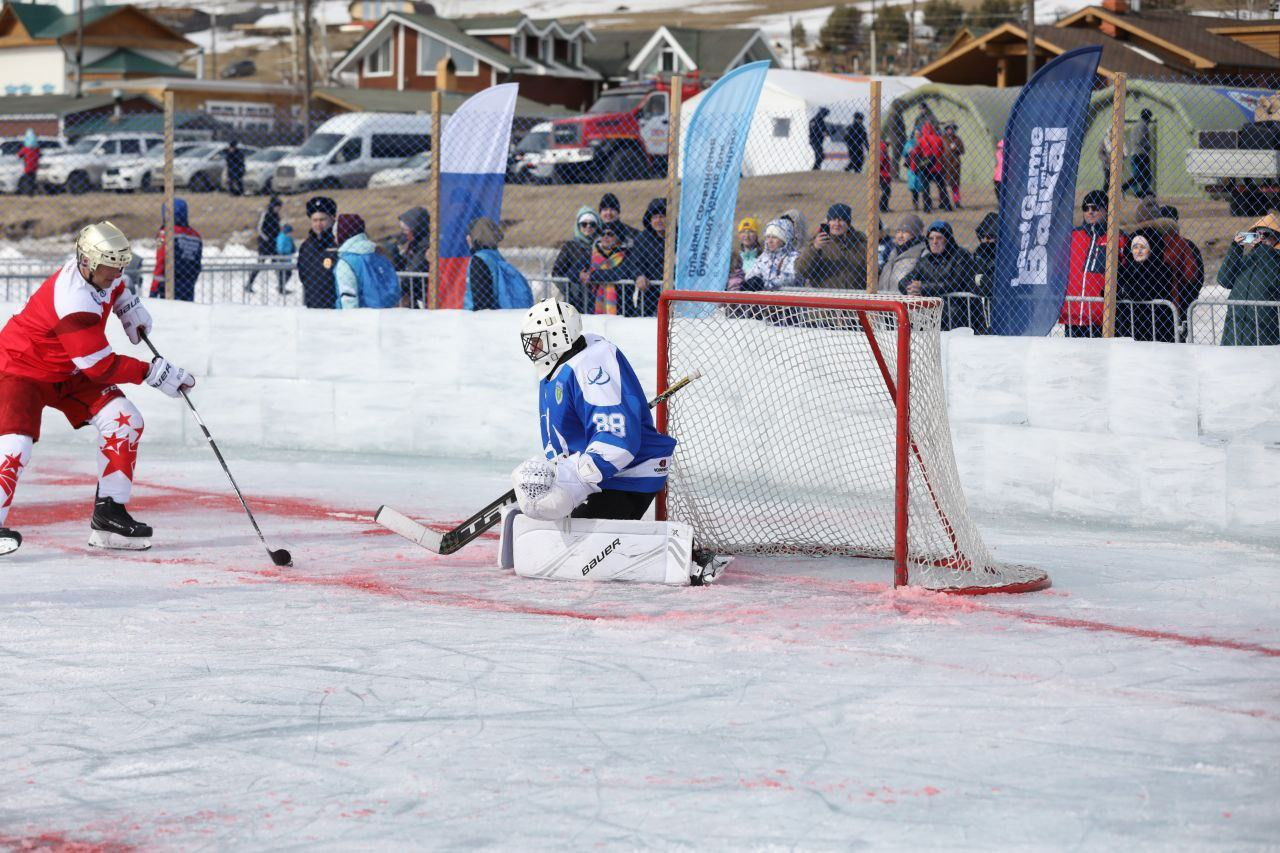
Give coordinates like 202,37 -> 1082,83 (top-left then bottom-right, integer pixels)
503,298 -> 724,586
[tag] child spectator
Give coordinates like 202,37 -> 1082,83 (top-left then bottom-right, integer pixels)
737,217 -> 762,270
584,222 -> 628,315
274,224 -> 295,296
742,219 -> 799,291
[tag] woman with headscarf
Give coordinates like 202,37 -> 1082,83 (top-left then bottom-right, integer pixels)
1116,228 -> 1173,342
553,206 -> 601,314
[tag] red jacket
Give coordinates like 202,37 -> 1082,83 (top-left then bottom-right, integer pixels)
915,122 -> 944,173
878,140 -> 892,182
1061,223 -> 1127,327
17,145 -> 39,175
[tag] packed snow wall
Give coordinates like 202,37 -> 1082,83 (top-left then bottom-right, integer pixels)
3,302 -> 1276,543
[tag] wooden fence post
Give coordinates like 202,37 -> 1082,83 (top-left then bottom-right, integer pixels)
865,80 -> 882,292
163,91 -> 175,301
427,87 -> 443,310
1102,73 -> 1126,339
661,76 -> 683,293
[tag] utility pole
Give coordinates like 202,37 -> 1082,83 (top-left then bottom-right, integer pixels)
789,15 -> 796,69
74,0 -> 83,97
869,0 -> 877,74
302,0 -> 313,137
907,0 -> 917,72
210,7 -> 218,80
1026,0 -> 1036,82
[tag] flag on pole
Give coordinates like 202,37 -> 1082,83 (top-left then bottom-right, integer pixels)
438,83 -> 519,309
675,61 -> 770,293
991,47 -> 1101,336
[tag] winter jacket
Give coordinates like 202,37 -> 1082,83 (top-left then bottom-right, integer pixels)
275,232 -> 295,255
622,199 -> 668,316
808,109 -> 829,150
1217,242 -> 1280,346
902,137 -> 925,193
1116,235 -> 1175,342
940,132 -> 965,186
256,206 -> 281,256
587,239 -> 628,315
391,206 -> 431,274
915,123 -> 945,175
1061,220 -> 1127,328
879,238 -> 926,294
795,227 -> 868,290
465,248 -> 533,311
905,222 -> 974,331
334,232 -> 378,309
150,198 -> 202,302
743,219 -> 798,291
298,228 -> 336,309
966,241 -> 996,334
553,205 -> 600,313
878,141 -> 893,183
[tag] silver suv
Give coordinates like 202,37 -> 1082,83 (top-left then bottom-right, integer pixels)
41,134 -> 163,194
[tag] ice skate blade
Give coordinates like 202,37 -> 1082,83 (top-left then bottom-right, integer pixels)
88,530 -> 152,551
0,538 -> 20,556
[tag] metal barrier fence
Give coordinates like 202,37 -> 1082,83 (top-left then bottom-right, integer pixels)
1,71 -> 1278,342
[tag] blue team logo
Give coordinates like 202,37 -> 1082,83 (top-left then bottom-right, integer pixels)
555,383 -> 563,405
587,366 -> 610,386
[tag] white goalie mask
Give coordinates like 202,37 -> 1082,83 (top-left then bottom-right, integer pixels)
76,221 -> 133,279
521,298 -> 582,379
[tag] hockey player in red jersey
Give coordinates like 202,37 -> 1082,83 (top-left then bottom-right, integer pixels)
0,221 -> 196,555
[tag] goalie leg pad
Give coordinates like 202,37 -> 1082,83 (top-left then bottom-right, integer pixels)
500,510 -> 693,585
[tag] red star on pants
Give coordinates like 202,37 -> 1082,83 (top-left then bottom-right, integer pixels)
0,452 -> 22,507
112,411 -> 133,430
100,435 -> 138,481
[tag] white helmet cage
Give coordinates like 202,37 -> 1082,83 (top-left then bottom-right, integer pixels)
521,298 -> 583,379
76,221 -> 133,278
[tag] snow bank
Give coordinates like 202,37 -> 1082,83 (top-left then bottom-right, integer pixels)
3,301 -> 1276,543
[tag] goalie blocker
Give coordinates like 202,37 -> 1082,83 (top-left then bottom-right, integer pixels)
499,508 -> 697,585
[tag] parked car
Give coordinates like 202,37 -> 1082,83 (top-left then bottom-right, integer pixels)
101,143 -> 201,193
369,150 -> 430,188
507,122 -> 554,184
274,113 -> 432,193
174,142 -> 257,192
40,134 -> 162,194
0,136 -> 66,193
220,59 -> 256,79
224,145 -> 292,194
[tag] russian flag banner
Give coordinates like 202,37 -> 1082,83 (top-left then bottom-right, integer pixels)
437,83 -> 519,309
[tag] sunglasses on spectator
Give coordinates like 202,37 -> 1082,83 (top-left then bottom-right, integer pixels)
578,221 -> 597,228
1082,204 -> 1103,212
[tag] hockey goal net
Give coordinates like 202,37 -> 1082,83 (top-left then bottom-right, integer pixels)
656,291 -> 1050,594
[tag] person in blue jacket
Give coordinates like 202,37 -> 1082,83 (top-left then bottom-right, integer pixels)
465,217 -> 533,311
513,298 -> 675,521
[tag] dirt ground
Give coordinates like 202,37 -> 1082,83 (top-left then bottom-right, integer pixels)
0,174 -> 1250,279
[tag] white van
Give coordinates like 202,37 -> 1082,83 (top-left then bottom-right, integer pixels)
274,113 -> 432,193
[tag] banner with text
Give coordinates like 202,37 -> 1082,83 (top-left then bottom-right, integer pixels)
991,47 -> 1101,336
675,60 -> 769,293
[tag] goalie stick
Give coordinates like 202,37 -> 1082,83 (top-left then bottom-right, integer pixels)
375,371 -> 700,555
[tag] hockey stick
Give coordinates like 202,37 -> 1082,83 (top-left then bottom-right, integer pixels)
140,331 -> 293,568
375,371 -> 701,555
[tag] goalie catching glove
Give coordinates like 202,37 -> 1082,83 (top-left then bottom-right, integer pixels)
146,356 -> 196,397
512,453 -> 603,521
111,290 -> 152,345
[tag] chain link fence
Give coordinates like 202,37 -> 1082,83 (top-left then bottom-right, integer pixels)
1,73 -> 1277,344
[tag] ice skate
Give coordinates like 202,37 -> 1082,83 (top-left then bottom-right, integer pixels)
88,497 -> 152,551
691,549 -> 732,586
0,528 -> 20,556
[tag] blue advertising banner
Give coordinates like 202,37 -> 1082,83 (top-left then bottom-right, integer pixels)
675,61 -> 769,292
991,47 -> 1102,336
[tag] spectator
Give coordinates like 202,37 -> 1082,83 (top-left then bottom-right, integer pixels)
244,195 -> 282,294
333,214 -> 402,309
843,111 -> 868,173
796,203 -> 868,290
903,131 -> 924,211
298,196 -> 337,309
940,123 -> 965,210
1061,190 -> 1125,338
905,221 -> 974,331
916,120 -> 951,212
887,110 -> 907,175
1218,214 -> 1280,346
993,138 -> 1004,206
223,140 -> 246,197
584,221 -> 629,315
779,208 -> 808,247
598,193 -> 637,246
1131,199 -> 1202,338
967,212 -> 997,334
624,198 -> 667,317
742,219 -> 799,291
878,140 -> 893,212
150,198 -> 203,302
274,224 -> 295,296
737,217 -> 762,270
464,217 -> 533,311
809,107 -> 830,170
390,206 -> 431,307
1122,109 -> 1154,199
552,206 -> 600,314
879,214 -> 926,294
1116,229 -> 1173,342
1097,133 -> 1120,195
876,219 -> 895,268
16,128 -> 39,197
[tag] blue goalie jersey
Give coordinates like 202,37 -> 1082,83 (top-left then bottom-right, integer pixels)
539,334 -> 676,494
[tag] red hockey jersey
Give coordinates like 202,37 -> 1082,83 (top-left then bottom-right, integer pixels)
0,261 -> 150,385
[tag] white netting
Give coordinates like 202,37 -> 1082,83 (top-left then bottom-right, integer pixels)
661,291 -> 1048,593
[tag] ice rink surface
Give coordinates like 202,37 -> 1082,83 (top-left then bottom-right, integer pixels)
1,444 -> 1277,850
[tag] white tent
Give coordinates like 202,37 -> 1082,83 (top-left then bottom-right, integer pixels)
678,70 -> 928,177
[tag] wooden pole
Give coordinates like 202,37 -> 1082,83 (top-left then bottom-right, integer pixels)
661,75 -> 683,293
865,80 -> 882,293
427,87 -> 443,309
1101,73 -> 1126,339
163,91 -> 175,301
